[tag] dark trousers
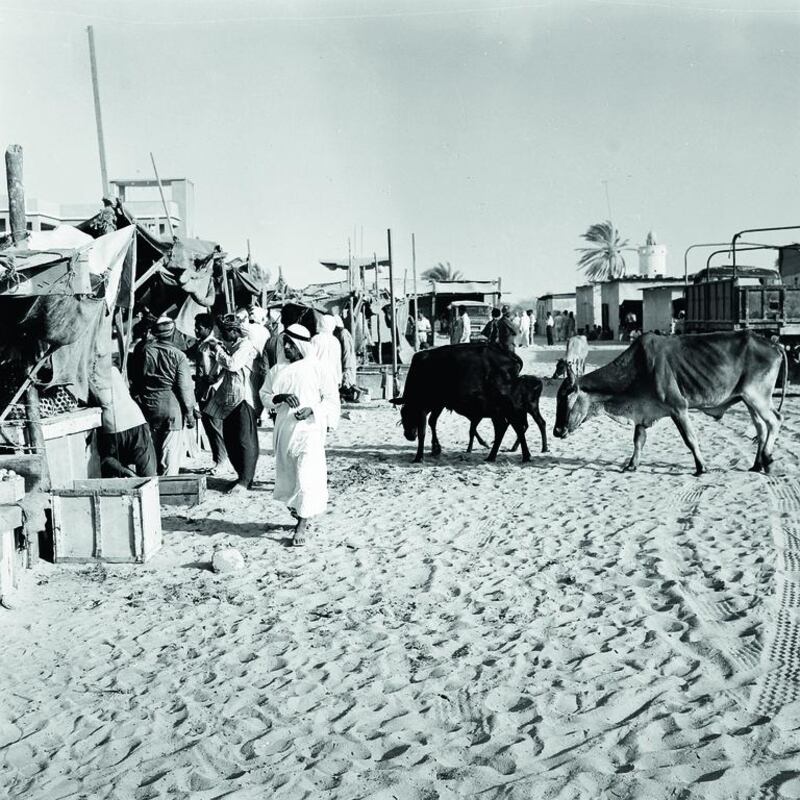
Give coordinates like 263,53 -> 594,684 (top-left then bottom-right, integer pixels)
97,423 -> 158,478
546,327 -> 554,345
202,412 -> 228,465
222,402 -> 259,487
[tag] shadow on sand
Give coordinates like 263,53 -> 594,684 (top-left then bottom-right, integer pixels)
163,515 -> 295,539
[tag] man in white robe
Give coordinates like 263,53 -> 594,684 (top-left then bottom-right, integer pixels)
311,314 -> 342,430
261,324 -> 339,545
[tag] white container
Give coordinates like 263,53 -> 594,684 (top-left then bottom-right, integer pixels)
51,478 -> 162,563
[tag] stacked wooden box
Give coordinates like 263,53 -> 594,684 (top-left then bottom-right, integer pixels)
0,472 -> 25,601
158,474 -> 206,507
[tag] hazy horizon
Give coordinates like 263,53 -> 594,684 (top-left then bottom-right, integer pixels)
3,0 -> 799,298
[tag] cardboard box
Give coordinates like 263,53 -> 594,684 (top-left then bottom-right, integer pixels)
51,478 -> 161,563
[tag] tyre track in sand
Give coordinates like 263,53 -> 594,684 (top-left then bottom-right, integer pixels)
747,475 -> 800,800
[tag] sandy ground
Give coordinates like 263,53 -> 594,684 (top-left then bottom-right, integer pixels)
2,343 -> 800,800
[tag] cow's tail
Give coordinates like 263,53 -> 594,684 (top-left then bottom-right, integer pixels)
778,343 -> 788,415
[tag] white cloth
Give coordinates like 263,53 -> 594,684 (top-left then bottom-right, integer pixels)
311,317 -> 342,430
459,313 -> 471,343
98,366 -> 145,434
261,335 -> 339,519
245,322 -> 269,356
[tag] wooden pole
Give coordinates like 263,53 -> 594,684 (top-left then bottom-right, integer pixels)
411,232 -> 419,351
5,150 -> 48,563
87,26 -> 109,197
122,229 -> 137,378
5,145 -> 26,244
374,252 -> 382,365
387,229 -> 398,397
150,152 -> 175,239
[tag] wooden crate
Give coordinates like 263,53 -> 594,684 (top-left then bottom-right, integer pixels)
51,478 -> 162,563
41,408 -> 102,490
158,474 -> 206,507
0,506 -> 23,598
0,474 -> 25,504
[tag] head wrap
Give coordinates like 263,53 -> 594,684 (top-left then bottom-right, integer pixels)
284,323 -> 313,359
152,317 -> 175,340
320,315 -> 337,335
220,314 -> 246,337
249,306 -> 267,325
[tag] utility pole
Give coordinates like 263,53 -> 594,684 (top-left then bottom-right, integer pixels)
387,229 -> 398,398
601,179 -> 613,219
4,145 -> 49,561
5,145 -> 26,244
149,152 -> 175,239
411,233 -> 419,351
87,26 -> 109,197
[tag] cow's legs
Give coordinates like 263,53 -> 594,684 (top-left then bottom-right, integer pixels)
487,416 -> 509,462
743,392 -> 781,472
466,421 -> 490,452
743,402 -> 767,472
413,412 -> 428,463
509,414 -> 531,462
671,410 -> 706,476
531,407 -> 548,453
429,406 -> 443,456
623,423 -> 648,471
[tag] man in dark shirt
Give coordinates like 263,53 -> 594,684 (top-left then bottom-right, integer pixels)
129,317 -> 195,475
482,306 -> 520,354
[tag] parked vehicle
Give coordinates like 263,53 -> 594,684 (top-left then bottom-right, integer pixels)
447,301 -> 494,342
684,266 -> 800,338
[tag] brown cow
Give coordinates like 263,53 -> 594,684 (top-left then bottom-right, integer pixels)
553,331 -> 787,475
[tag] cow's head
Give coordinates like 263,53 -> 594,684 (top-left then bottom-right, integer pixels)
553,368 -> 592,438
390,397 -> 418,441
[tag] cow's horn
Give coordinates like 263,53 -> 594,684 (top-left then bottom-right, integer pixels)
389,396 -> 405,406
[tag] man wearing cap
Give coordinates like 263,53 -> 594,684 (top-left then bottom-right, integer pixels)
129,316 -> 196,476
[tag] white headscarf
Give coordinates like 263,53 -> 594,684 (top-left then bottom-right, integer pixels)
285,323 -> 314,359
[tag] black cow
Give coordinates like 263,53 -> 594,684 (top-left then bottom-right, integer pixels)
391,343 -> 533,463
467,375 -> 548,455
553,331 -> 787,475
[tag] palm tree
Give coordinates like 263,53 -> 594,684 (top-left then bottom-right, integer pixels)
422,261 -> 463,282
576,221 -> 634,281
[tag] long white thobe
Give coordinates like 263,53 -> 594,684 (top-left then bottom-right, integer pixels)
261,357 -> 338,518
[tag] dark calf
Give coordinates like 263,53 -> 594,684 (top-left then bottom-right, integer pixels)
467,375 -> 548,458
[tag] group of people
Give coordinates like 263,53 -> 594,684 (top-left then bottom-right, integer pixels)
97,305 -> 357,545
544,310 -> 576,345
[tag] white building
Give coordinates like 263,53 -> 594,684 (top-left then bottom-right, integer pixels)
1,176 -> 193,240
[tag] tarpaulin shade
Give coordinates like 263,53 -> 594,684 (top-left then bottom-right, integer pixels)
320,256 -> 390,271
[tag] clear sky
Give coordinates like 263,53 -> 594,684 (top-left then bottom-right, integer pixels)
2,0 -> 799,298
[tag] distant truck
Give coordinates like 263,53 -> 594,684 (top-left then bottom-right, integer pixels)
684,265 -> 800,383
447,301 -> 494,342
684,266 -> 800,339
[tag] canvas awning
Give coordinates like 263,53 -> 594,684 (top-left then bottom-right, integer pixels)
320,256 -> 390,271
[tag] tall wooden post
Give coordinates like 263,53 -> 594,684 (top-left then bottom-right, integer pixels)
374,253 -> 382,365
411,233 -> 419,351
87,26 -> 109,197
5,145 -> 26,244
5,145 -> 48,563
122,229 -> 137,377
387,229 -> 398,397
150,152 -> 174,239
